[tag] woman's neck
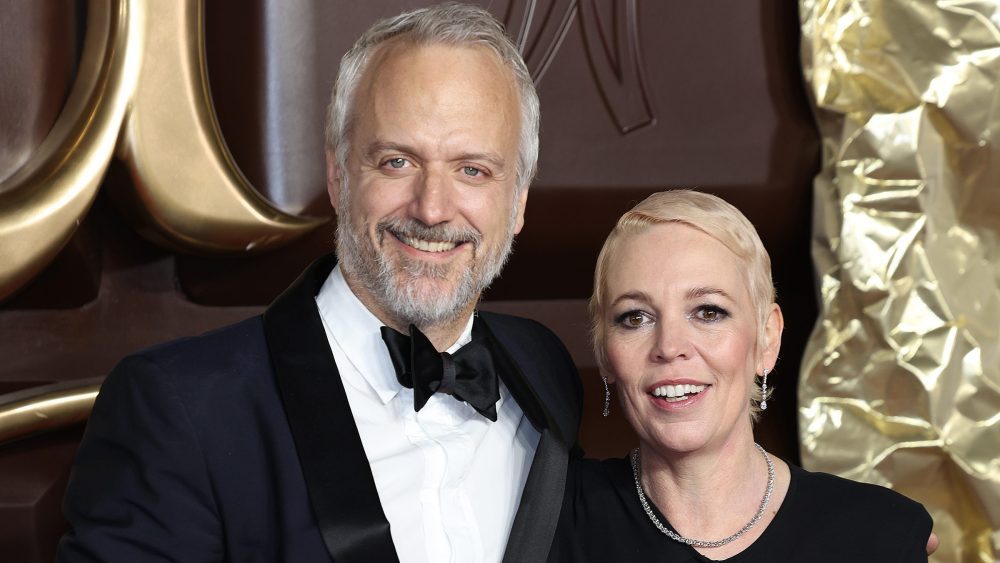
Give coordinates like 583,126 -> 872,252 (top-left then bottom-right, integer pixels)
637,429 -> 786,559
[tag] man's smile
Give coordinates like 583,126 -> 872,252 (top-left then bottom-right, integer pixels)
378,218 -> 480,259
395,233 -> 460,253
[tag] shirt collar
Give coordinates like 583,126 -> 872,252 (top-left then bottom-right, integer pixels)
315,265 -> 475,404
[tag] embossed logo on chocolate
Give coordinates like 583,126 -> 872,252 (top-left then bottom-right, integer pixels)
506,0 -> 655,134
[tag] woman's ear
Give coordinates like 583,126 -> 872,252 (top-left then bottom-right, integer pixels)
599,366 -> 616,386
759,303 -> 784,374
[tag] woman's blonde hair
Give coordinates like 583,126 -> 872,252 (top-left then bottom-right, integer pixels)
590,190 -> 776,418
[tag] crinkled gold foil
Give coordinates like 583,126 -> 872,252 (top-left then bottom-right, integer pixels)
799,1 -> 1000,561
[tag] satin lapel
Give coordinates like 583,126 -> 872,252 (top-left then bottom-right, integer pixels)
264,255 -> 399,563
478,315 -> 570,563
502,434 -> 568,563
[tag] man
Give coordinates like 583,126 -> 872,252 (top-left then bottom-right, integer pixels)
57,4 -> 582,562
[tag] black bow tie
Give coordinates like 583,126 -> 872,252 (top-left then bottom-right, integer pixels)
380,320 -> 501,421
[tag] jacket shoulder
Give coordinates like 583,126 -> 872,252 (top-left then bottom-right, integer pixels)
103,316 -> 274,414
479,310 -> 583,444
124,316 -> 267,377
479,312 -> 572,358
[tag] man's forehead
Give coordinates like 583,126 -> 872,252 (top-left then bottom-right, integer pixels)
350,41 -> 522,161
361,40 -> 515,98
368,37 -> 502,69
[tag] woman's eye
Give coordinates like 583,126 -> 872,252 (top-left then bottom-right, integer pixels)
615,310 -> 650,328
693,305 -> 729,322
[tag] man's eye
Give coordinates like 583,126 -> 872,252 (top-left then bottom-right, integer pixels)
386,158 -> 407,169
463,166 -> 482,177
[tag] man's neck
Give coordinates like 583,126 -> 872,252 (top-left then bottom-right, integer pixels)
406,308 -> 477,351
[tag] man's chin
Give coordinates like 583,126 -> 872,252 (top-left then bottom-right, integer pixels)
389,276 -> 478,326
394,278 -> 467,312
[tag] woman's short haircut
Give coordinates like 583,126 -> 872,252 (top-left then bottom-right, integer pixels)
590,190 -> 777,418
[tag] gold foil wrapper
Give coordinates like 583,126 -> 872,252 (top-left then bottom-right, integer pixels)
799,1 -> 1000,561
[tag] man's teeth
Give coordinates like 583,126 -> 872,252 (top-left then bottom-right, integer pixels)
652,384 -> 706,402
400,235 -> 457,252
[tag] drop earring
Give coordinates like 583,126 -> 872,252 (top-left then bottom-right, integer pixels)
760,368 -> 769,410
601,376 -> 611,417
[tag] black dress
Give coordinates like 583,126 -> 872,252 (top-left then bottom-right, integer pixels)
549,457 -> 931,562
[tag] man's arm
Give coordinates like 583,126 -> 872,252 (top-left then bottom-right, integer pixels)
57,355 -> 223,562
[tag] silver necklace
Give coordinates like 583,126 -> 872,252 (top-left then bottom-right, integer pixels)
629,443 -> 775,548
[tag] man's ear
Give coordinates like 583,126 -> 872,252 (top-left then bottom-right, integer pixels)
512,184 -> 530,235
326,148 -> 342,213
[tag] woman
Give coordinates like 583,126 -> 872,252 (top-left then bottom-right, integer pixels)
550,190 -> 932,561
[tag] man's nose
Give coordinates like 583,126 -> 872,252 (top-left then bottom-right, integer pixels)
410,168 -> 457,226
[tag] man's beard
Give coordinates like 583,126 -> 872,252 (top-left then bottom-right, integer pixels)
335,183 -> 518,329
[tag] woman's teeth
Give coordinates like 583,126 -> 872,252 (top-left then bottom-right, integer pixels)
652,384 -> 706,402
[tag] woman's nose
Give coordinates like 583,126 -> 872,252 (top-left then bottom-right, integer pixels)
650,318 -> 691,363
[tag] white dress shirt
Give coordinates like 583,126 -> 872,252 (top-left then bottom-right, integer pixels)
315,266 -> 540,563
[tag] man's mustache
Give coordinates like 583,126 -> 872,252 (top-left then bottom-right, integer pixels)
377,218 -> 482,249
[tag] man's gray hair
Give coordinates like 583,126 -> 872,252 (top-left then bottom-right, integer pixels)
325,2 -> 540,193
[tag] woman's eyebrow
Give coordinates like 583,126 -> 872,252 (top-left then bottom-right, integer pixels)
610,291 -> 652,308
686,286 -> 732,300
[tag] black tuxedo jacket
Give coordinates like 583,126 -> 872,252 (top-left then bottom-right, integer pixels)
58,255 -> 583,562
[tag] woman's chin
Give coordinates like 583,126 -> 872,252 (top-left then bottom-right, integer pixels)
640,427 -> 712,458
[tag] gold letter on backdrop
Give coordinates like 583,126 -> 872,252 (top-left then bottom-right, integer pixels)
799,1 -> 1000,561
0,1 -> 142,301
0,0 -> 323,302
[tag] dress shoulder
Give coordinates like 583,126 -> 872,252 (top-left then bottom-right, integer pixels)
552,459 -> 933,563
791,464 -> 929,524
774,463 -> 932,562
